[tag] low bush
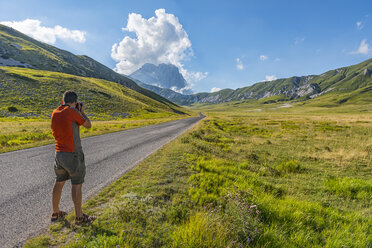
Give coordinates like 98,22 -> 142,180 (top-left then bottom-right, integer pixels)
171,212 -> 228,248
7,106 -> 18,112
276,160 -> 301,173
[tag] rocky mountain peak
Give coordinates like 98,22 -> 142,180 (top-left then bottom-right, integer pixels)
130,63 -> 191,94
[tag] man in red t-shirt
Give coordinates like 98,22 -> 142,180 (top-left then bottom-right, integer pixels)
51,91 -> 94,224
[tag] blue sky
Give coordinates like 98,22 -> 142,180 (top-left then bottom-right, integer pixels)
0,0 -> 371,93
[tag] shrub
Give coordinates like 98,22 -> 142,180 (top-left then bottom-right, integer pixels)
24,235 -> 50,248
276,160 -> 301,173
171,212 -> 229,248
221,192 -> 265,245
7,106 -> 18,112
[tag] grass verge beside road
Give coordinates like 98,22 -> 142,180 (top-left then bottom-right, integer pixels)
25,109 -> 372,247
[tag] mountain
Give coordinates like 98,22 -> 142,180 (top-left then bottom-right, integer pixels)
135,58 -> 372,106
0,24 -> 175,106
212,58 -> 372,105
130,63 -> 192,94
0,66 -> 188,118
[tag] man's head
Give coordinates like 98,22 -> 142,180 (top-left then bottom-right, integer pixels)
63,91 -> 78,106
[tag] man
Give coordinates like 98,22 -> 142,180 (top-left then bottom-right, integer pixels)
50,91 -> 95,225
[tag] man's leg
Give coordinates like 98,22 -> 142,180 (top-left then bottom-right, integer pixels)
72,184 -> 83,217
52,180 -> 66,213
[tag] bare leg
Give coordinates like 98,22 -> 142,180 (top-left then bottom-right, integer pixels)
72,184 -> 83,217
52,180 -> 65,213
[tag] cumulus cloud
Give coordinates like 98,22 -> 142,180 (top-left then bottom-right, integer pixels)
350,39 -> 370,55
259,55 -> 268,61
170,85 -> 193,94
0,19 -> 86,44
265,75 -> 277,81
111,8 -> 207,87
236,58 -> 244,70
210,87 -> 221,93
179,68 -> 208,84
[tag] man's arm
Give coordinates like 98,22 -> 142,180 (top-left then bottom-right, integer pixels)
80,103 -> 91,129
80,111 -> 91,129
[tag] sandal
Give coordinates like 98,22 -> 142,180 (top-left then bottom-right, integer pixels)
75,213 -> 96,225
51,210 -> 67,222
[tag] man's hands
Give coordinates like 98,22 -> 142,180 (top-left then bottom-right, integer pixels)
80,102 -> 86,113
77,102 -> 91,129
76,102 -> 85,112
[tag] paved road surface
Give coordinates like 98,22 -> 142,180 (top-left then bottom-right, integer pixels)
0,115 -> 204,247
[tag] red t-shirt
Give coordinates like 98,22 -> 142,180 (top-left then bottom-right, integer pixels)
51,105 -> 86,152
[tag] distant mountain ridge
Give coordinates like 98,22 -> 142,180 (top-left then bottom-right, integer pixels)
134,58 -> 372,106
130,63 -> 192,94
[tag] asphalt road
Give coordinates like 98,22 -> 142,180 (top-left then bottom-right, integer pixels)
0,114 -> 204,247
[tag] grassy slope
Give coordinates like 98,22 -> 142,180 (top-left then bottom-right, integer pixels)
26,104 -> 372,248
0,66 -> 187,117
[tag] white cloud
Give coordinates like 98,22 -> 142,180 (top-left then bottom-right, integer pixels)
236,58 -> 244,70
265,75 -> 277,81
259,55 -> 268,61
274,58 -> 281,62
210,87 -> 221,93
356,21 -> 363,30
295,37 -> 305,45
111,8 -> 207,87
170,85 -> 193,94
0,19 -> 86,44
350,39 -> 370,55
179,68 -> 208,84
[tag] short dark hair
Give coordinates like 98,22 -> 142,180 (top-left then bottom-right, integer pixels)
63,91 -> 78,104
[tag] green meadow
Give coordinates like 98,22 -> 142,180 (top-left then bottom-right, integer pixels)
25,102 -> 372,248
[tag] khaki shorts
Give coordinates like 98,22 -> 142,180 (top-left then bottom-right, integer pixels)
54,151 -> 86,185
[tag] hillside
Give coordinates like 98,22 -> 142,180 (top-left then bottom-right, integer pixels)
0,24 -> 175,106
223,58 -> 372,105
136,58 -> 372,106
0,66 -> 187,118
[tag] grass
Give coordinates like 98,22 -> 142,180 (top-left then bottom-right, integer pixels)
25,105 -> 372,247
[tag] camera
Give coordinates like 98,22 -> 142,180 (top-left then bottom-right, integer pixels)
76,102 -> 83,111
